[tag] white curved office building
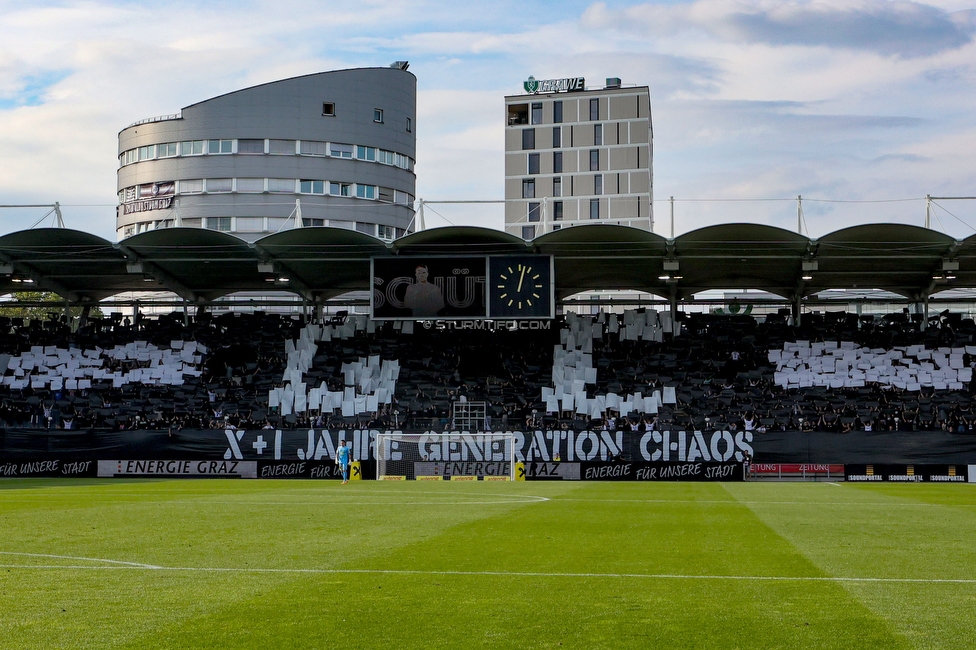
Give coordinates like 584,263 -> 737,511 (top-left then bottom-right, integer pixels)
117,65 -> 417,242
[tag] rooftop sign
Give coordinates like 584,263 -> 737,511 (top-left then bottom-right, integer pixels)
523,76 -> 585,94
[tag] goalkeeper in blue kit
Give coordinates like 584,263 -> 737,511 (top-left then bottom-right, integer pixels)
336,440 -> 351,484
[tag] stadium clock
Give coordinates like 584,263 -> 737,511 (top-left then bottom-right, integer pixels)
488,255 -> 553,319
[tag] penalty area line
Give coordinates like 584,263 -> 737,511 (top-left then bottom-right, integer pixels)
0,563 -> 974,584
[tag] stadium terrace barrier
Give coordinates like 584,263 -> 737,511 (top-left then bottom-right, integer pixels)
2,428 -> 975,479
522,461 -> 742,481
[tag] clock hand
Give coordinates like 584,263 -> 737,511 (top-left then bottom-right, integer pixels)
517,266 -> 526,292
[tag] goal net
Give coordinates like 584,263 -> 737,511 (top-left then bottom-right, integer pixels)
375,432 -> 516,481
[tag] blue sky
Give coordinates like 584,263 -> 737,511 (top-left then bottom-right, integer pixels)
1,0 -> 975,239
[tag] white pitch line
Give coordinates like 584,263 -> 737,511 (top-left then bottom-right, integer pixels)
0,551 -> 161,569
0,563 -> 974,584
551,498 -> 970,506
0,498 -> 551,507
827,482 -> 842,487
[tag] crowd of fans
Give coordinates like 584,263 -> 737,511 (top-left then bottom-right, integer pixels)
1,307 -> 974,434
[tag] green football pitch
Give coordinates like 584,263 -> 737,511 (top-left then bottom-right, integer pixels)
1,479 -> 974,649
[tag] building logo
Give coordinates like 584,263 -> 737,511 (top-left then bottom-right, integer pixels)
523,76 -> 585,94
122,181 -> 175,214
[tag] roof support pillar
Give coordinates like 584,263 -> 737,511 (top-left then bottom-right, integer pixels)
78,304 -> 91,330
115,242 -> 199,302
793,296 -> 802,327
251,241 -> 315,301
669,288 -> 678,336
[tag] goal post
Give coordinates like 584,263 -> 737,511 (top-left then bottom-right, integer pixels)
375,432 -> 516,481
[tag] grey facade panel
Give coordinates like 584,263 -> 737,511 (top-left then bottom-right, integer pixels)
120,68 -> 416,158
117,67 -> 416,240
504,83 -> 652,237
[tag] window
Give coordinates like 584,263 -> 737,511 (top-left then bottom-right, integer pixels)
322,102 -> 336,116
594,174 -> 603,195
268,178 -> 296,193
179,179 -> 203,194
590,149 -> 600,171
590,199 -> 600,219
590,98 -> 599,121
508,103 -> 529,125
594,124 -> 603,146
330,143 -> 354,158
236,217 -> 265,232
157,142 -> 178,158
522,128 -> 535,150
378,187 -> 394,203
300,140 -> 328,156
373,108 -> 384,123
528,202 -> 541,222
394,190 -> 410,205
522,179 -> 535,199
206,178 -> 232,193
208,139 -> 233,154
553,100 -> 563,123
237,178 -> 264,193
303,218 -> 325,227
406,117 -> 412,132
300,180 -> 325,194
378,224 -> 395,240
531,102 -> 543,125
356,145 -> 377,161
554,201 -> 564,221
181,140 -> 205,156
238,139 -> 265,154
553,151 -> 563,174
522,225 -> 536,240
207,217 -> 232,231
356,184 -> 376,199
138,145 -> 155,161
356,222 -> 374,234
528,153 -> 540,175
269,139 -> 295,155
552,126 -> 561,148
553,177 -> 561,197
330,182 -> 351,196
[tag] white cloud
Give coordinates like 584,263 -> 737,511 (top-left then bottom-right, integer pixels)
0,0 -> 975,244
583,0 -> 976,57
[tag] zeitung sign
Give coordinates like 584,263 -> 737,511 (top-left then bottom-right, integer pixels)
523,76 -> 585,93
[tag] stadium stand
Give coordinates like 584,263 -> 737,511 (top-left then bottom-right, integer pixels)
1,308 -> 975,434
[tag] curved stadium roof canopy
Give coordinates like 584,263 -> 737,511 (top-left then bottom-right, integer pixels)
0,223 -> 973,305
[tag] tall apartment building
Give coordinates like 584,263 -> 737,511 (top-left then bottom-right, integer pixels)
117,65 -> 416,242
504,76 -> 652,239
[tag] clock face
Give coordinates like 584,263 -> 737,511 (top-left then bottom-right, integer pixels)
489,256 -> 553,318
